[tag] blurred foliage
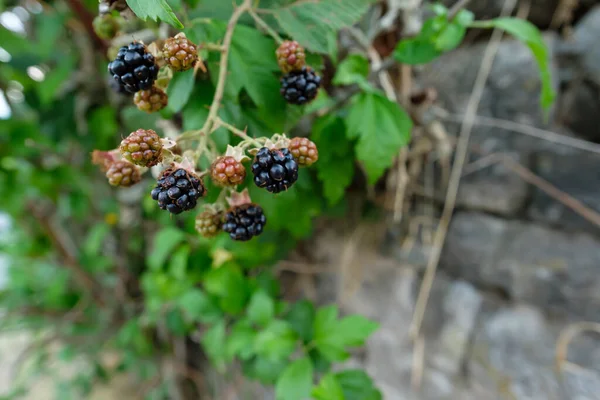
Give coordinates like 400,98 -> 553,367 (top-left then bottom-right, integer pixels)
0,0 -> 551,399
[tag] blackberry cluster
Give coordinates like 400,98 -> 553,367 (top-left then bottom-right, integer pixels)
151,168 -> 205,214
280,67 -> 321,105
251,147 -> 298,193
195,210 -> 223,238
106,160 -> 141,187
108,43 -> 159,94
134,87 -> 168,113
210,156 -> 246,187
223,204 -> 266,241
120,129 -> 163,167
163,35 -> 198,72
276,40 -> 306,73
289,137 -> 318,167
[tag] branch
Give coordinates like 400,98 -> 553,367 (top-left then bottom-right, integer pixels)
201,0 -> 253,136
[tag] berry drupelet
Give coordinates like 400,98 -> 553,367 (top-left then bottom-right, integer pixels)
120,129 -> 163,167
280,67 -> 321,105
151,168 -> 206,215
222,204 -> 266,241
251,147 -> 299,193
163,35 -> 198,72
108,42 -> 159,93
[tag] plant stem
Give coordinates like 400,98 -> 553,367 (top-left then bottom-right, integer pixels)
201,0 -> 253,136
248,9 -> 284,44
214,117 -> 262,147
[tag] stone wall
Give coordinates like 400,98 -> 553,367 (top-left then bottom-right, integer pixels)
313,6 -> 600,400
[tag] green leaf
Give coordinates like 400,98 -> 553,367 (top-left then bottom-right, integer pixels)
312,373 -> 344,400
126,0 -> 184,29
147,227 -> 186,271
247,290 -> 275,327
394,37 -> 441,65
345,92 -> 412,183
82,224 -> 109,257
169,244 -> 190,280
166,69 -> 195,113
203,263 -> 249,315
312,115 -> 354,205
226,320 -> 256,361
333,53 -> 369,86
244,357 -> 289,384
275,357 -> 313,400
285,300 -> 315,342
254,320 -> 298,361
336,315 -> 379,346
201,320 -> 227,371
177,288 -> 222,323
471,17 -> 555,110
269,0 -> 373,53
336,370 -> 382,400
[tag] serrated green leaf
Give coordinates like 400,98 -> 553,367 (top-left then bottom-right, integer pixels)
286,300 -> 315,342
269,0 -> 374,53
312,373 -> 344,400
203,263 -> 249,315
126,0 -> 184,29
336,370 -> 382,400
275,357 -> 313,400
201,320 -> 227,371
333,53 -> 370,86
254,320 -> 298,361
312,115 -> 354,205
247,290 -> 275,326
226,320 -> 256,361
177,288 -> 222,323
471,17 -> 555,110
147,227 -> 186,271
394,37 -> 441,65
345,92 -> 412,184
166,69 -> 195,113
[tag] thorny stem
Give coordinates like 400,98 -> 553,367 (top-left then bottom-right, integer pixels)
248,9 -> 284,44
213,117 -> 262,147
201,0 -> 254,136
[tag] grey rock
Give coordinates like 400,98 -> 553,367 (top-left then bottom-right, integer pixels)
529,150 -> 600,234
420,35 -> 559,215
570,5 -> 600,87
442,212 -> 600,320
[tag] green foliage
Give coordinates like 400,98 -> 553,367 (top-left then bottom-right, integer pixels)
275,357 -> 313,400
469,17 -> 556,110
126,0 -> 184,29
312,373 -> 345,400
346,92 -> 413,184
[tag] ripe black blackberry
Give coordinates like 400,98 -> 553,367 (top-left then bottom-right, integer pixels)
108,42 -> 159,94
280,67 -> 321,105
251,147 -> 299,193
222,204 -> 266,241
151,168 -> 205,215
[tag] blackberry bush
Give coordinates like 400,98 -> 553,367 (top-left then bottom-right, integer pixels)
150,168 -> 205,214
108,42 -> 159,93
280,67 -> 321,105
222,203 -> 266,241
251,147 -> 299,193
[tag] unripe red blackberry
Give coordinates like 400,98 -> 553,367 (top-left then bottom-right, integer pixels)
120,129 -> 163,167
106,160 -> 141,187
108,42 -> 159,93
288,137 -> 318,167
276,40 -> 306,73
223,204 -> 266,241
251,147 -> 299,193
163,34 -> 198,72
210,156 -> 246,187
195,210 -> 223,238
280,67 -> 321,105
151,168 -> 206,214
134,86 -> 168,113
